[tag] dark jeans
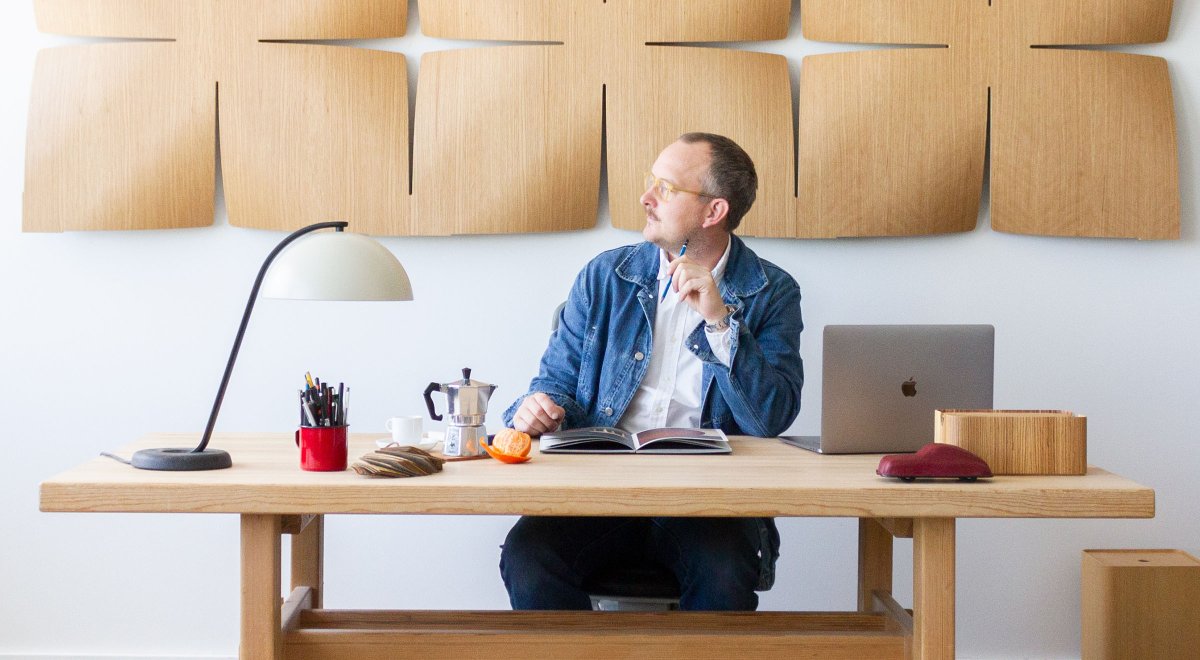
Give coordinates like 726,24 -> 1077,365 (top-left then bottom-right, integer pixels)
499,516 -> 767,611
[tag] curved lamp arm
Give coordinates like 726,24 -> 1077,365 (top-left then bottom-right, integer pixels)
193,221 -> 348,453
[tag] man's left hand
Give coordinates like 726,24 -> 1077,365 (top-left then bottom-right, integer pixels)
667,256 -> 728,324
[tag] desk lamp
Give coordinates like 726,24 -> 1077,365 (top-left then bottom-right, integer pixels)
131,221 -> 413,471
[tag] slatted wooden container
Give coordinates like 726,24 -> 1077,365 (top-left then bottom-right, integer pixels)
934,409 -> 1086,475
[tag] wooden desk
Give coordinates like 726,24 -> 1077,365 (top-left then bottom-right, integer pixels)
41,433 -> 1154,660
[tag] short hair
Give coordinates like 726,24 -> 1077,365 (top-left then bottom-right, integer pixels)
678,132 -> 758,231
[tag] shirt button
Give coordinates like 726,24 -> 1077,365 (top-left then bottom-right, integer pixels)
634,351 -> 645,361
603,407 -> 613,416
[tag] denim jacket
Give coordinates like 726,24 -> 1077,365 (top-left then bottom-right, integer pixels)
503,235 -> 804,589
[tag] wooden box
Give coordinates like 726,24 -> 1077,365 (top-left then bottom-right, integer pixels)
1082,549 -> 1200,659
933,409 -> 1086,475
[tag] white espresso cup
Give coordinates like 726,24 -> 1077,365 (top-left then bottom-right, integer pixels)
384,416 -> 430,449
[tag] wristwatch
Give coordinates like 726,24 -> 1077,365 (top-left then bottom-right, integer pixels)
704,304 -> 738,332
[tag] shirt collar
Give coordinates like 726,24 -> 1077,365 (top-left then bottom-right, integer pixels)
656,238 -> 732,283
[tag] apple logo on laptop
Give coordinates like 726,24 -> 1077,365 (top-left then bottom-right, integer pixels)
901,377 -> 917,397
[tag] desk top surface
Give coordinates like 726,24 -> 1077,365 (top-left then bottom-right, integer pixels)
40,433 -> 1154,519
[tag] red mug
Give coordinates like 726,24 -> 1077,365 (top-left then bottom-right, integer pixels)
295,425 -> 348,471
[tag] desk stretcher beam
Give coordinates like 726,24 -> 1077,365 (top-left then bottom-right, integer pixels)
284,610 -> 906,659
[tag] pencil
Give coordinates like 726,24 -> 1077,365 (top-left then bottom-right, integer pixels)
660,240 -> 688,302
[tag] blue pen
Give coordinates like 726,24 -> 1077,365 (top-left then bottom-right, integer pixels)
660,240 -> 688,302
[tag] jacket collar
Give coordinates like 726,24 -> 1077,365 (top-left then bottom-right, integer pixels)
615,234 -> 769,299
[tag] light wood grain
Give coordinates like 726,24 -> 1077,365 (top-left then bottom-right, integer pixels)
990,48 -> 1179,239
242,514 -> 283,660
858,519 -> 894,613
220,44 -> 411,234
415,0 -> 793,236
24,44 -> 215,232
797,48 -> 985,237
411,46 -> 600,235
935,410 -> 1087,475
282,587 -> 313,634
800,0 -> 1179,239
285,610 -> 905,660
913,518 -> 955,660
1081,549 -> 1200,659
290,515 -> 323,609
40,434 -> 1155,519
607,47 -> 795,236
27,0 -> 410,234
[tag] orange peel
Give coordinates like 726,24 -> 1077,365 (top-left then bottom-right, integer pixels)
482,441 -> 531,464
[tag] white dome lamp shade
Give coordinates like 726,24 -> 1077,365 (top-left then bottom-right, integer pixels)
130,222 -> 412,471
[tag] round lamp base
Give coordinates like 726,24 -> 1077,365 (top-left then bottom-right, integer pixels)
131,448 -> 233,471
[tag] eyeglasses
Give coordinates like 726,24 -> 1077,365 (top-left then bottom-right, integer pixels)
644,172 -> 714,202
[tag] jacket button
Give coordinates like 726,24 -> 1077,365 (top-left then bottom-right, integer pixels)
603,407 -> 613,416
634,351 -> 645,361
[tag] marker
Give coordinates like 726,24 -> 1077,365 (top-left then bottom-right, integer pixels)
660,240 -> 688,302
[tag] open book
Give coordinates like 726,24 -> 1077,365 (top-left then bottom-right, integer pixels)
538,427 -> 731,454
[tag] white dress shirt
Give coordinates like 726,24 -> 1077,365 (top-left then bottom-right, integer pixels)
617,240 -> 733,432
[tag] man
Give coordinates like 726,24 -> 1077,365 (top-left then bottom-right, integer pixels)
500,132 -> 804,610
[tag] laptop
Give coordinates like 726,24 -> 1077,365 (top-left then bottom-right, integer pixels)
782,324 -> 994,454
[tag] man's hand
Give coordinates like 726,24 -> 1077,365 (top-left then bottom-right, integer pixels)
512,392 -> 565,436
667,255 -> 728,323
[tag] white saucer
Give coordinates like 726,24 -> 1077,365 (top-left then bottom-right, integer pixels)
376,431 -> 443,450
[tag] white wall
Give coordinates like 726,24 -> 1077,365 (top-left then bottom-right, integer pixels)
2,2 -> 1196,658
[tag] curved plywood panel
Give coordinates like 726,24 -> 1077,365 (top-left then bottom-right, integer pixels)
221,45 -> 410,234
607,47 -> 794,237
411,47 -> 601,235
23,44 -> 215,232
801,0 -> 960,45
25,0 -> 409,233
797,49 -> 986,237
417,0 -> 792,236
800,0 -> 1179,239
420,0 -> 560,41
991,50 -> 1179,238
33,0 -> 177,38
1007,0 -> 1173,45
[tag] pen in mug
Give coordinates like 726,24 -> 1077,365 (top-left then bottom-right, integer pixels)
660,239 -> 688,302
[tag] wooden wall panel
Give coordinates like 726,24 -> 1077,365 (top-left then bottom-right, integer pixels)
797,50 -> 986,237
221,46 -> 410,235
26,0 -> 409,234
417,0 -> 792,236
1008,0 -> 1173,45
257,0 -> 408,40
608,47 -> 795,237
420,0 -> 560,41
801,0 -> 1179,239
801,0 -> 960,45
990,50 -> 1179,239
640,0 -> 790,42
34,0 -> 176,38
23,44 -> 214,232
411,47 -> 601,235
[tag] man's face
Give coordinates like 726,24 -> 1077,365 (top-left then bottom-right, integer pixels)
641,140 -> 714,250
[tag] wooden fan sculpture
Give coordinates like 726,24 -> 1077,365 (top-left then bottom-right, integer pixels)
24,0 -> 411,234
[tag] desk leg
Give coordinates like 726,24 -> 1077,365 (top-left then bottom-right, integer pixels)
858,518 -> 894,612
913,518 -> 955,660
241,514 -> 283,660
291,515 -> 324,609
